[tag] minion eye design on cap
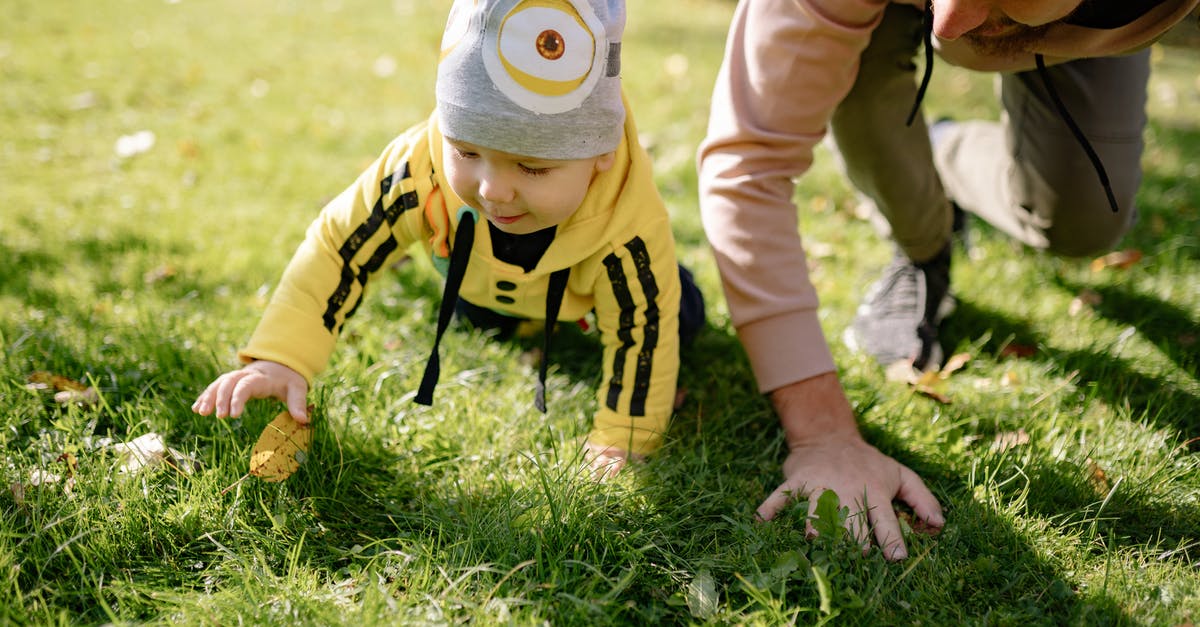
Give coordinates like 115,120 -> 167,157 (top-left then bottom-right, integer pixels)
485,0 -> 607,114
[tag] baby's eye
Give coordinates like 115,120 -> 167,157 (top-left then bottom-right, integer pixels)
452,146 -> 479,159
519,164 -> 551,176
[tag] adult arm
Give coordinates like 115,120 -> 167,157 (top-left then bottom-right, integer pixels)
697,0 -> 942,557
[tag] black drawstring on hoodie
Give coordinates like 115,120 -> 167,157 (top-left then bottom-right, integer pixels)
416,209 -> 476,406
906,1 -> 1120,213
537,268 -> 570,413
415,207 -> 570,413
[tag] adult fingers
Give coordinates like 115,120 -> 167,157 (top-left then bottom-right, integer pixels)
756,483 -> 796,522
867,498 -> 908,561
896,464 -> 945,530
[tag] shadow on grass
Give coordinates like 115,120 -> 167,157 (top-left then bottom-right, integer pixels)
940,299 -> 1199,560
1055,276 -> 1199,385
258,321 -> 1148,624
943,299 -> 1198,438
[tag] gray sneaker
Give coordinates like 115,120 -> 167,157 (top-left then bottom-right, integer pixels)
844,243 -> 954,371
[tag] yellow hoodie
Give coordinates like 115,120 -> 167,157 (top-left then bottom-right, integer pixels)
241,110 -> 682,455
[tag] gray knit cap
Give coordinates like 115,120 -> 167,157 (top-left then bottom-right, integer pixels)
436,0 -> 626,160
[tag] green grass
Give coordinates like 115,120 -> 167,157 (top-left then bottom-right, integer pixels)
3,1 -> 1198,625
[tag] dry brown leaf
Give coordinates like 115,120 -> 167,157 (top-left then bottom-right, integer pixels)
914,384 -> 953,404
991,429 -> 1030,452
249,411 -> 312,482
999,344 -> 1036,359
1085,458 -> 1110,493
1089,249 -> 1142,272
26,371 -> 88,392
57,452 -> 78,478
673,387 -> 688,410
1068,289 -> 1102,317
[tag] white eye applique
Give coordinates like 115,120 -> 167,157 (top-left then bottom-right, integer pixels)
483,0 -> 606,114
440,0 -> 476,60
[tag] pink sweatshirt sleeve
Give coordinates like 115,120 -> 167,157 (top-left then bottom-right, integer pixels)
698,0 -> 895,393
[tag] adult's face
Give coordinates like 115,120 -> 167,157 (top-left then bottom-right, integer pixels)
931,0 -> 1084,55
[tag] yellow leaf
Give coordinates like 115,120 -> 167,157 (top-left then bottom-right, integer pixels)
249,411 -> 312,483
940,353 -> 972,378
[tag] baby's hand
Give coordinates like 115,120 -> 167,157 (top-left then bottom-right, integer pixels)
582,440 -> 645,481
192,360 -> 310,423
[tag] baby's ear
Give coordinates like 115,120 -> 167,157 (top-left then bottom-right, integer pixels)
595,151 -> 616,173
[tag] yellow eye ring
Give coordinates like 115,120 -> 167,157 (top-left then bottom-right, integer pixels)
484,0 -> 605,113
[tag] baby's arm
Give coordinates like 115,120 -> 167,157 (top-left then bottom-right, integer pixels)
192,360 -> 310,423
585,225 -> 684,476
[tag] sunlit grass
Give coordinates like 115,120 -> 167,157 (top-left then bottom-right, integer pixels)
2,1 -> 1199,625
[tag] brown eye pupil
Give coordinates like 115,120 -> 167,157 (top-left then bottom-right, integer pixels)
536,30 -> 565,60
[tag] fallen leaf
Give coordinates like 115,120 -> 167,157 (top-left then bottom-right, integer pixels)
991,429 -> 1030,452
20,468 -> 76,495
897,510 -> 942,536
940,353 -> 972,378
249,411 -> 312,482
109,432 -> 198,474
914,384 -> 952,404
1068,289 -> 1103,317
685,570 -> 719,619
1089,249 -> 1142,272
56,452 -> 78,478
999,344 -> 1036,359
1085,458 -> 1110,493
673,387 -> 688,410
26,371 -> 87,392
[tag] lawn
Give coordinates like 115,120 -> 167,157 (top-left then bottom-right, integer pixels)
2,1 -> 1198,625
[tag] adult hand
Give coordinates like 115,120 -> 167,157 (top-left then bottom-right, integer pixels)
758,372 -> 944,560
192,360 -> 310,424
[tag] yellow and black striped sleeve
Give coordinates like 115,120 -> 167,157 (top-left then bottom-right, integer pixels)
239,133 -> 433,382
587,220 -> 682,455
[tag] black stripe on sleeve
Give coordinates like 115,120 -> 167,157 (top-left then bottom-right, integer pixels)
625,237 -> 659,416
602,252 -> 636,410
321,165 -> 418,331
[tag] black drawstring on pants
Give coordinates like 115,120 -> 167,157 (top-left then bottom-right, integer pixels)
905,1 -> 1120,213
906,0 -> 935,127
1034,53 -> 1120,213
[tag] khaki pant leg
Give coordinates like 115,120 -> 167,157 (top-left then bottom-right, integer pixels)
934,51 -> 1149,257
831,4 -> 953,263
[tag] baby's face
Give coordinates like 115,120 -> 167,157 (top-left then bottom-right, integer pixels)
442,137 -> 615,235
